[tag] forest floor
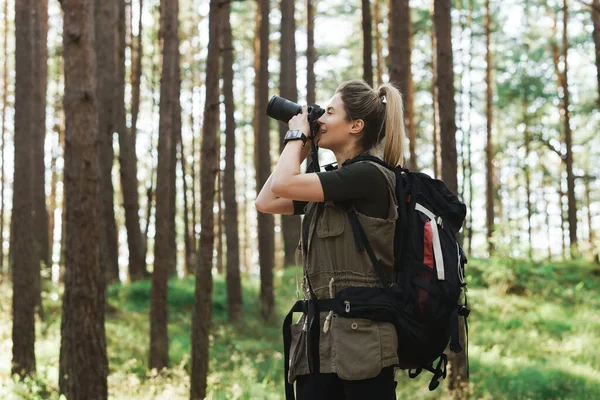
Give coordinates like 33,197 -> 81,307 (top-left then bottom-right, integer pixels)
0,257 -> 599,399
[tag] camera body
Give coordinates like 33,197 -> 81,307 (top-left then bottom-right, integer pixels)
266,95 -> 325,135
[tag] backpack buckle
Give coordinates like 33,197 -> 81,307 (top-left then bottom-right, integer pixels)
458,305 -> 470,317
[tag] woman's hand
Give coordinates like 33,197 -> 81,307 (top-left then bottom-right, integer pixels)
288,105 -> 311,137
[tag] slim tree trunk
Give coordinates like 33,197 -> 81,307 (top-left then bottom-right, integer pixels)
34,0 -> 49,271
221,0 -> 243,324
190,0 -> 221,396
215,169 -> 224,274
434,0 -> 467,394
12,0 -> 38,377
584,171 -> 595,258
374,0 -> 383,86
280,0 -> 302,267
179,129 -> 193,277
362,0 -> 373,86
119,0 -> 147,281
59,0 -> 108,396
150,0 -> 180,370
307,0 -> 316,105
255,0 -> 275,322
389,0 -> 416,170
485,0 -> 494,256
523,97 -> 533,260
593,0 -> 600,108
430,0 -> 441,178
95,0 -> 119,283
562,0 -> 577,257
466,0 -> 474,255
543,185 -> 552,261
0,0 -> 9,276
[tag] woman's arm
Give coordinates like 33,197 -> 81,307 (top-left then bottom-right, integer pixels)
270,106 -> 325,202
255,135 -> 313,214
255,173 -> 295,215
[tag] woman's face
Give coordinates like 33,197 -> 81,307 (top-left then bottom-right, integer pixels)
315,93 -> 354,151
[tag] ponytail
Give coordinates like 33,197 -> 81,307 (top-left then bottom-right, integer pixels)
378,84 -> 405,167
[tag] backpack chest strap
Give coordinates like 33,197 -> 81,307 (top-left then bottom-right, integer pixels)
415,203 -> 445,281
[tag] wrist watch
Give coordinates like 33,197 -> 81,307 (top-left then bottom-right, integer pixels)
283,129 -> 308,147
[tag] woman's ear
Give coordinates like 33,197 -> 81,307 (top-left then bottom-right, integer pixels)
349,119 -> 364,135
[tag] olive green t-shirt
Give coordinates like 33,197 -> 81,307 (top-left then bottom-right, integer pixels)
293,162 -> 390,255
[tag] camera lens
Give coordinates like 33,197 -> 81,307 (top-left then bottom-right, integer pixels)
266,95 -> 302,122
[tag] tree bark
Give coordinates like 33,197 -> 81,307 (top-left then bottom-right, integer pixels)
95,0 -> 119,283
150,0 -> 180,370
179,129 -> 193,277
0,0 -> 9,276
255,0 -> 275,322
118,0 -> 147,281
12,0 -> 38,377
562,0 -> 577,257
389,0 -> 416,170
307,0 -> 316,105
59,0 -> 108,396
434,0 -> 467,394
190,0 -> 221,396
374,0 -> 383,86
430,0 -> 441,178
215,169 -> 224,274
34,0 -> 50,270
362,0 -> 373,86
221,0 -> 243,324
280,0 -> 302,267
485,0 -> 494,256
593,0 -> 600,108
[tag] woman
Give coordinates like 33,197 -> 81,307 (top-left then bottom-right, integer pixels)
256,79 -> 405,400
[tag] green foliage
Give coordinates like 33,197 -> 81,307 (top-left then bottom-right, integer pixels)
1,259 -> 599,399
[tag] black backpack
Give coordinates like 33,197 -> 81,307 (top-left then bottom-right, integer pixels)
282,155 -> 470,399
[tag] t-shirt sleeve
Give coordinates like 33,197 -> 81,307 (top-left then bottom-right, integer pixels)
293,200 -> 309,215
316,162 -> 387,202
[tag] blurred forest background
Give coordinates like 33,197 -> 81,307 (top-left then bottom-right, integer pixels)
0,0 -> 599,398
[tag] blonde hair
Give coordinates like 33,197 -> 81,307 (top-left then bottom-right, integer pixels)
336,79 -> 405,167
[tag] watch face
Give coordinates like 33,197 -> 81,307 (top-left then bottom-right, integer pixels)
287,130 -> 301,139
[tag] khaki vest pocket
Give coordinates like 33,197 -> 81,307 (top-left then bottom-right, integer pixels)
316,203 -> 345,238
288,322 -> 308,384
332,316 -> 382,380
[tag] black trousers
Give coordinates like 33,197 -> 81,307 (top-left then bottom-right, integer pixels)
295,367 -> 397,400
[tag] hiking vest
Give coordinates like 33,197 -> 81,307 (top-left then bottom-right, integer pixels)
286,152 -> 400,384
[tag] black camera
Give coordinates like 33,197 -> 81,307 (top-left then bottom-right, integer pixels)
266,95 -> 325,136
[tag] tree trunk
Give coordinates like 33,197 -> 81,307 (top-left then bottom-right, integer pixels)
523,97 -> 533,260
0,0 -> 8,276
255,0 -> 275,322
59,0 -> 108,396
118,0 -> 147,282
562,0 -> 577,257
34,0 -> 50,270
362,0 -> 373,86
307,0 -> 316,105
95,0 -> 119,283
434,0 -> 467,394
215,169 -> 224,274
543,185 -> 552,261
430,0 -> 441,178
485,0 -> 494,256
150,0 -> 180,370
374,0 -> 383,86
179,129 -> 193,277
593,0 -> 600,108
221,0 -> 243,325
389,0 -> 416,170
190,0 -> 220,396
12,0 -> 38,377
465,0 -> 475,255
280,0 -> 302,267
584,169 -> 595,259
